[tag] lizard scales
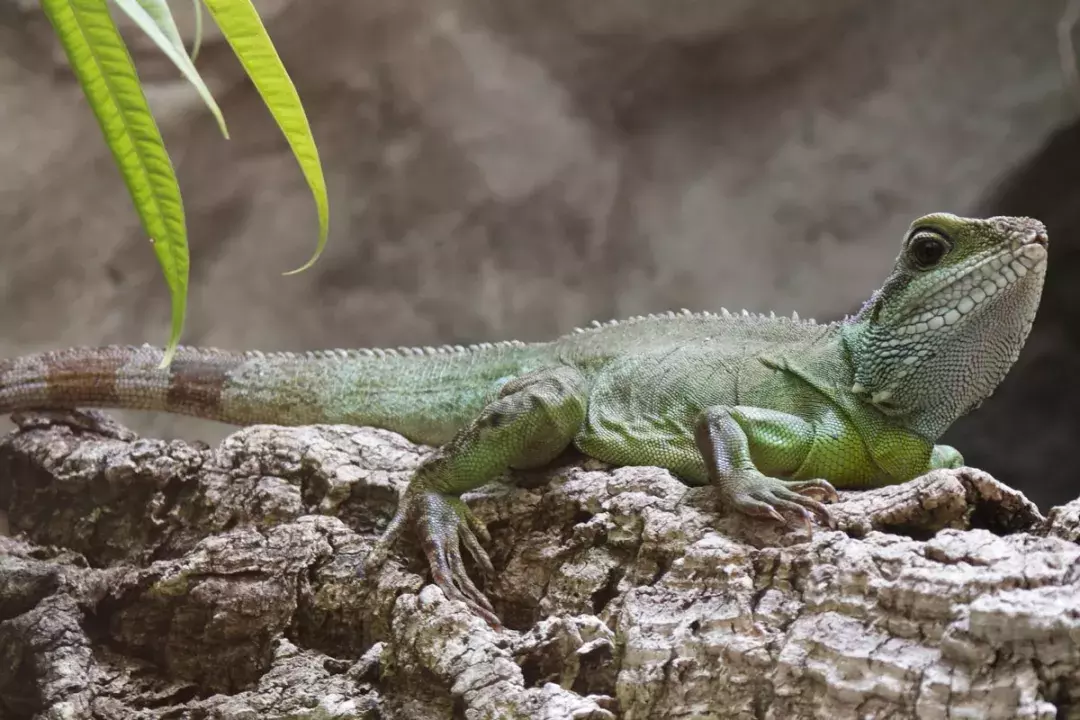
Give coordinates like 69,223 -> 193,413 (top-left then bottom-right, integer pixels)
0,307 -> 824,443
0,212 -> 1049,626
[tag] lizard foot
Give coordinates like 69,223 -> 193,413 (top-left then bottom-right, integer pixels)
722,472 -> 837,530
364,487 -> 500,627
10,408 -> 138,441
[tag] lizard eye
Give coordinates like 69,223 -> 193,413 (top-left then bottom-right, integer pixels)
907,229 -> 950,269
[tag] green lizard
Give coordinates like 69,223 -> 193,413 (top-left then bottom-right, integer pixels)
0,213 -> 1048,626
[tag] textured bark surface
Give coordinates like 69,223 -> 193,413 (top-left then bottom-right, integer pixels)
1,416 -> 1078,719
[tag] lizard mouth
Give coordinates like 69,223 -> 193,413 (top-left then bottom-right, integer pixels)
894,238 -> 1046,333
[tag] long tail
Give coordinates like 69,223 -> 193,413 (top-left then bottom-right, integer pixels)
0,342 -> 545,443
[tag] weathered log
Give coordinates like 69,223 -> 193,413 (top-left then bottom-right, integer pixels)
0,417 -> 1077,719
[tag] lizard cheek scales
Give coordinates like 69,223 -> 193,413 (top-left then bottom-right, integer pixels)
0,214 -> 1047,627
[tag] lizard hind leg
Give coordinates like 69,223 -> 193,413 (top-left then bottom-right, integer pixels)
363,365 -> 588,626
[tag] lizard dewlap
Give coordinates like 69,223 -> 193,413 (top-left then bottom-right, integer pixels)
0,213 -> 1048,626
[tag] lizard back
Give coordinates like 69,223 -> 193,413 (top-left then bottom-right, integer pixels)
0,342 -> 556,445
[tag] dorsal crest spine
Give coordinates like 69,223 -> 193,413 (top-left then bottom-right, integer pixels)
565,308 -> 819,338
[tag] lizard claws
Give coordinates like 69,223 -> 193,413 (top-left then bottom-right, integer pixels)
723,474 -> 837,531
11,408 -> 138,441
363,485 -> 502,627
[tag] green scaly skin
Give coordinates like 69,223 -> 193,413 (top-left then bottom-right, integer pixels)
0,213 -> 1049,627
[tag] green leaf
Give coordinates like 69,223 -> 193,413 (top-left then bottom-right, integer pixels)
128,0 -> 184,53
190,0 -> 203,61
201,0 -> 329,274
41,0 -> 189,366
110,0 -> 229,138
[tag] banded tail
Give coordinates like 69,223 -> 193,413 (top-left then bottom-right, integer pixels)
0,345 -> 260,423
0,342 -> 547,444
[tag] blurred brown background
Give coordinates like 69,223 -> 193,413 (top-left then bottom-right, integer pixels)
1,0 -> 1077,509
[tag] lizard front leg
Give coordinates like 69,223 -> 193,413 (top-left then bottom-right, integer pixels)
694,405 -> 838,526
364,366 -> 588,626
930,443 -> 963,469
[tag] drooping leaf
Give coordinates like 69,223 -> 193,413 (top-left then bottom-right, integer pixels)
130,0 -> 184,53
110,0 -> 228,137
41,0 -> 190,366
201,0 -> 329,274
190,0 -> 203,61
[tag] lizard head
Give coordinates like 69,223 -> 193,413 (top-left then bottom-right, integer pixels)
843,212 -> 1048,434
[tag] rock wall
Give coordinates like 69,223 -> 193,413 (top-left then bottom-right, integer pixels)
0,0 -> 1077,508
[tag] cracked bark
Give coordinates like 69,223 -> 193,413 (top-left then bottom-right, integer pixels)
0,418 -> 1078,719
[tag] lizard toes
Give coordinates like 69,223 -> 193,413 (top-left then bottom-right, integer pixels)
462,505 -> 493,545
11,408 -> 138,441
774,487 -> 834,528
786,478 -> 839,503
755,492 -> 815,527
464,597 -> 504,630
730,494 -> 787,523
417,492 -> 504,627
459,524 -> 496,576
450,550 -> 495,614
726,474 -> 837,532
359,502 -> 410,579
432,556 -> 501,627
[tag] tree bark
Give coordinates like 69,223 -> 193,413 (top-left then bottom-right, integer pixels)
0,415 -> 1077,719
